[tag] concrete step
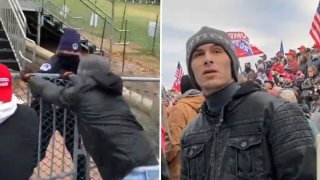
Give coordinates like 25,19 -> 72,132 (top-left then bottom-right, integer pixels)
0,39 -> 11,49
0,49 -> 15,59
0,30 -> 7,39
0,58 -> 19,70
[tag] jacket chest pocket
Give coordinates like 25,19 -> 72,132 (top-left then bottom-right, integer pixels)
227,135 -> 263,178
182,143 -> 206,180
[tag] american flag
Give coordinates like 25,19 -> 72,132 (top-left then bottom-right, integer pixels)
310,1 -> 320,48
280,41 -> 284,56
172,62 -> 184,92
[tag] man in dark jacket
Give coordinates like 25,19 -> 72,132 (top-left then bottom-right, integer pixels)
22,55 -> 159,180
31,28 -> 86,179
0,64 -> 38,179
181,26 -> 316,180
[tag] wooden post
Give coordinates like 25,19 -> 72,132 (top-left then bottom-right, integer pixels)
151,14 -> 158,55
122,19 -> 128,73
119,3 -> 127,43
100,17 -> 107,55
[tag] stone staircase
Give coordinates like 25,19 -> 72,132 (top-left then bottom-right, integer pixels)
0,21 -> 19,71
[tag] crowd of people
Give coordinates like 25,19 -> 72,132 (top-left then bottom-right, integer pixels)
162,26 -> 317,180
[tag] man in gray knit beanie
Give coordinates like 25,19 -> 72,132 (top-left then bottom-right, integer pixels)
186,26 -> 240,93
180,26 -> 315,180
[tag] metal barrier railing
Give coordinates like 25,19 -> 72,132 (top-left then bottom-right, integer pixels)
12,73 -> 159,179
0,0 -> 37,70
43,0 -> 83,29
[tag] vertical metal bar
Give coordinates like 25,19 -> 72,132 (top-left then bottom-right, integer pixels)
63,0 -> 66,23
61,108 -> 67,172
151,14 -> 158,55
50,105 -> 57,176
110,0 -> 115,60
72,117 -> 79,180
85,153 -> 91,180
119,3 -> 126,43
36,98 -> 44,179
100,16 -> 107,55
122,19 -> 127,73
37,8 -> 41,46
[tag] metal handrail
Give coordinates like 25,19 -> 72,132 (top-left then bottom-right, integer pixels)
79,0 -> 127,33
47,0 -> 83,20
42,8 -> 78,29
3,0 -> 37,70
11,0 -> 27,27
11,72 -> 160,82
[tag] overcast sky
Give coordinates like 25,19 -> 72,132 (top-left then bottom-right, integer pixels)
161,0 -> 319,89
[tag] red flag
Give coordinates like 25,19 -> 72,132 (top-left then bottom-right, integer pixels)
310,1 -> 320,48
235,44 -> 264,58
172,62 -> 183,92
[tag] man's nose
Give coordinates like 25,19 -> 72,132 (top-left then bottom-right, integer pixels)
204,52 -> 214,66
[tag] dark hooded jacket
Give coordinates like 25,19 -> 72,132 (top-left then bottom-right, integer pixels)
181,82 -> 316,180
0,104 -> 38,179
28,55 -> 158,180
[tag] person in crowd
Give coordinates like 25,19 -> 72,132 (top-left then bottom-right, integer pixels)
263,80 -> 279,96
286,50 -> 298,74
256,68 -> 268,84
242,62 -> 255,78
166,75 -> 204,180
260,54 -> 267,61
161,102 -> 170,180
181,26 -> 315,180
281,73 -> 294,89
298,45 -> 307,54
21,54 -> 159,180
307,48 -> 320,72
306,48 -> 313,62
31,28 -> 86,179
298,53 -> 308,75
255,59 -> 266,72
246,70 -> 257,82
268,57 -> 284,81
301,66 -> 320,109
0,64 -> 39,180
293,71 -> 305,94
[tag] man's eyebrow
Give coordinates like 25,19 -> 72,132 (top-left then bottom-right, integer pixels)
194,48 -> 203,52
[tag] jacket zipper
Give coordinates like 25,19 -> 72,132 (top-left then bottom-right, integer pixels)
213,124 -> 219,179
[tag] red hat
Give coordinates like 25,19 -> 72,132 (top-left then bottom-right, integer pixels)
296,71 -> 303,76
298,45 -> 306,51
285,49 -> 296,56
0,64 -> 12,103
282,73 -> 293,80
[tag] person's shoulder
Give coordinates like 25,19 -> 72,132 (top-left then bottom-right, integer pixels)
243,90 -> 285,108
181,113 -> 202,136
247,90 -> 303,115
16,104 -> 38,119
38,55 -> 59,73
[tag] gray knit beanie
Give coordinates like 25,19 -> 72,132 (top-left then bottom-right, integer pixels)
186,26 -> 240,90
77,54 -> 110,79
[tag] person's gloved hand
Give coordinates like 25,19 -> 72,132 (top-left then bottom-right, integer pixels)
20,70 -> 34,82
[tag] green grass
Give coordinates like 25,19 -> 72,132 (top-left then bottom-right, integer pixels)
44,0 -> 160,55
